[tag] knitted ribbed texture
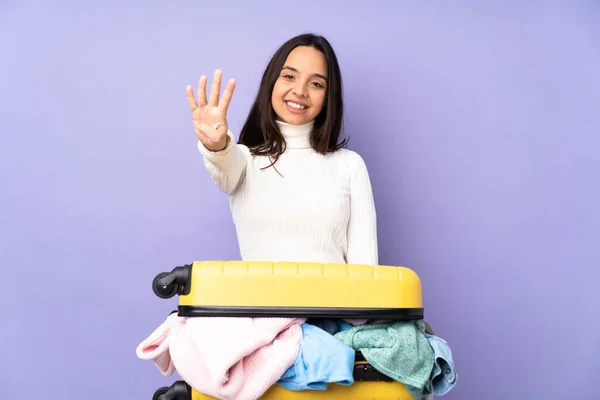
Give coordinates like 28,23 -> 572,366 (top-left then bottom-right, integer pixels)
136,315 -> 305,400
197,120 -> 378,265
170,317 -> 304,400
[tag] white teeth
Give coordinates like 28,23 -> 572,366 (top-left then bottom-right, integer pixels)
286,101 -> 306,110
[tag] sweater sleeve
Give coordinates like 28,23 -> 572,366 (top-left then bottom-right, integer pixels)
196,130 -> 251,195
345,152 -> 379,265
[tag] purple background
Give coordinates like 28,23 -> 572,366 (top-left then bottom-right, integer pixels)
1,1 -> 599,399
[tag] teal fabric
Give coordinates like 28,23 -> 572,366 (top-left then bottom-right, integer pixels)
334,321 -> 435,398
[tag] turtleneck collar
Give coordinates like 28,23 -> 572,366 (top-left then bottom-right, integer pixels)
276,119 -> 314,149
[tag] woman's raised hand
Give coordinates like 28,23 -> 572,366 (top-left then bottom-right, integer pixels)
186,69 -> 236,151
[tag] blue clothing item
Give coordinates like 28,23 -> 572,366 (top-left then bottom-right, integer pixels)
276,323 -> 355,391
305,318 -> 353,335
424,333 -> 458,396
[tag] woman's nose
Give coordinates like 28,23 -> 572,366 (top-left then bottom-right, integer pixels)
292,82 -> 308,97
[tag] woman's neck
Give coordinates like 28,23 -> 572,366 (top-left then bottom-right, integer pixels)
276,120 -> 314,149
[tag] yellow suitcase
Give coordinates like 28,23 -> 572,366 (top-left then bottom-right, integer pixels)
152,261 -> 423,320
153,376 -> 414,400
150,261 -> 425,400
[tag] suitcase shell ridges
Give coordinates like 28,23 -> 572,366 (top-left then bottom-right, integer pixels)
179,261 -> 423,311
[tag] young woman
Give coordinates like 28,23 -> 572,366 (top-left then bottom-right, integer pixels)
185,33 -> 378,266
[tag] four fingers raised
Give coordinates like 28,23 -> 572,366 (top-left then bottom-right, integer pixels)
187,69 -> 235,112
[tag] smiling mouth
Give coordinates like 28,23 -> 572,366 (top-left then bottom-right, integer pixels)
285,101 -> 308,110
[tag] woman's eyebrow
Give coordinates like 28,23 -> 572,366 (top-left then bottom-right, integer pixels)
282,65 -> 328,81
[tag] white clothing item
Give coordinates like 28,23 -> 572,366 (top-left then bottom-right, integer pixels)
197,120 -> 378,265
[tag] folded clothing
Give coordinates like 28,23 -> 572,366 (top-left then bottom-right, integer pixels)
277,323 -> 355,391
334,320 -> 435,398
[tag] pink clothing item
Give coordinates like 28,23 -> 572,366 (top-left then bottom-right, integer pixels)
170,317 -> 305,400
135,312 -> 187,376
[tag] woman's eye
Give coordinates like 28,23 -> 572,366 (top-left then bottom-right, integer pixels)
312,82 -> 324,88
283,74 -> 294,79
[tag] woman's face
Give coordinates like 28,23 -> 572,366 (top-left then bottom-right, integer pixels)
271,46 -> 328,125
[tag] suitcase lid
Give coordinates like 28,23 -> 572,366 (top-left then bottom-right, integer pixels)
153,261 -> 424,320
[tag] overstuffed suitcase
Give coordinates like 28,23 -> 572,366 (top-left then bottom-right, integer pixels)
150,261 -> 426,400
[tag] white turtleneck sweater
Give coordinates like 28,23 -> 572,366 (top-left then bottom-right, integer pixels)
197,120 -> 378,265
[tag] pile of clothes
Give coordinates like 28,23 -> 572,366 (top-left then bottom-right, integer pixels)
136,312 -> 457,400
